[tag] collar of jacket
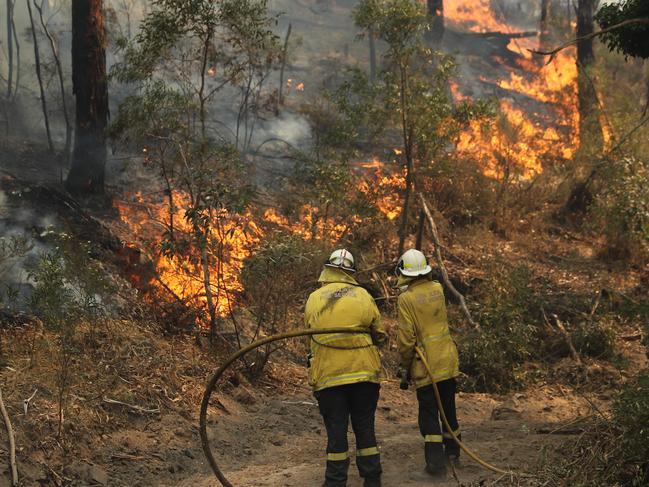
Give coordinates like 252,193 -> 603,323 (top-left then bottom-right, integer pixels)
318,267 -> 359,286
397,275 -> 429,290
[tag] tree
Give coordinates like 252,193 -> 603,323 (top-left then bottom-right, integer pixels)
425,0 -> 444,45
65,0 -> 109,195
596,0 -> 649,59
576,0 -> 603,152
353,0 -> 491,255
26,0 -> 54,152
111,0 -> 279,339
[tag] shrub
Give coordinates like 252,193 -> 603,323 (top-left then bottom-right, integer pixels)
27,234 -> 112,437
572,319 -> 616,359
592,157 -> 649,263
612,370 -> 649,485
240,232 -> 328,375
459,262 -> 540,392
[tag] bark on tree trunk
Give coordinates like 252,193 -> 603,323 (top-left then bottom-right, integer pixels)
369,27 -> 377,81
6,0 -> 14,99
539,0 -> 550,49
415,209 -> 425,250
66,0 -> 108,194
426,0 -> 445,45
576,0 -> 602,151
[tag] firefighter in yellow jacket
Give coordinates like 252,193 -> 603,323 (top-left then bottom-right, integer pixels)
305,249 -> 386,487
395,249 -> 461,479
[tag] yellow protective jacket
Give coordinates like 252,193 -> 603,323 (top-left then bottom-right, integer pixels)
305,268 -> 386,392
397,278 -> 459,389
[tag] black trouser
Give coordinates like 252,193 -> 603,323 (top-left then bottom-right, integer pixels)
416,378 -> 461,466
314,382 -> 382,487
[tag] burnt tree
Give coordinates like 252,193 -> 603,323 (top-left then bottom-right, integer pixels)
66,0 -> 108,194
539,0 -> 550,48
426,0 -> 445,45
576,0 -> 603,151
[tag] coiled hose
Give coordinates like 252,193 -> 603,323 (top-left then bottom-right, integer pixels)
199,327 -> 514,487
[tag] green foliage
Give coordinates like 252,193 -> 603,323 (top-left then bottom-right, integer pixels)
613,370 -> 649,485
113,0 -> 279,83
596,1 -> 649,59
27,235 -> 112,437
0,235 -> 32,308
592,157 -> 649,262
242,232 -> 326,326
240,233 -> 327,374
572,319 -> 616,359
459,263 -> 539,392
28,236 -> 112,333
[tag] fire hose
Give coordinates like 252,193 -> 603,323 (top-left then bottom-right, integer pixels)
199,327 -> 515,487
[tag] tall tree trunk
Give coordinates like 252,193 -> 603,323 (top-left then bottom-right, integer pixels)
426,0 -> 444,45
35,0 -> 72,158
576,0 -> 602,152
6,0 -> 14,99
539,0 -> 550,49
26,0 -> 54,152
369,27 -> 377,81
397,63 -> 414,257
415,209 -> 425,250
66,0 -> 108,194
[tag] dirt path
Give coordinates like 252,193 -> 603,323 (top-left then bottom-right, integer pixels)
163,381 -> 594,487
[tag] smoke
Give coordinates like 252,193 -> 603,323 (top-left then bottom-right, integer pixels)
0,188 -> 59,310
256,112 -> 312,149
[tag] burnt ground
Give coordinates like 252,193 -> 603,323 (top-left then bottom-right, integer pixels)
1,147 -> 648,487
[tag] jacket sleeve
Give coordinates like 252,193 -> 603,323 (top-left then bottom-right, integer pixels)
397,295 -> 417,369
368,297 -> 387,346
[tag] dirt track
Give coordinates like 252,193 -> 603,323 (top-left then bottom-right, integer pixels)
165,380 -> 594,487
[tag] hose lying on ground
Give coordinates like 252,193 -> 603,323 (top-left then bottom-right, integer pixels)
199,328 -> 515,487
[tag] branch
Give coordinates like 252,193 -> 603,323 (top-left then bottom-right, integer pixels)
418,193 -> 481,331
102,397 -> 160,414
0,387 -> 18,486
530,18 -> 649,60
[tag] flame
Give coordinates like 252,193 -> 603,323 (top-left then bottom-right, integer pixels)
446,0 -> 579,177
357,164 -> 406,221
263,206 -> 355,241
114,191 -> 260,319
296,82 -> 305,91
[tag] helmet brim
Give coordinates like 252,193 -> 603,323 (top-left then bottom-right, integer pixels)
324,263 -> 356,273
400,265 -> 432,277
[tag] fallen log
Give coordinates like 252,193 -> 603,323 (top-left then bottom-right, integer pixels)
418,193 -> 480,331
0,387 -> 18,486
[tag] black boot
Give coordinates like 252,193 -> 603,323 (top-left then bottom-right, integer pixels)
444,435 -> 461,469
424,443 -> 447,479
363,476 -> 381,487
323,458 -> 349,487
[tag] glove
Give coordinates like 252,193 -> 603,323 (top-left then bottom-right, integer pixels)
398,368 -> 410,390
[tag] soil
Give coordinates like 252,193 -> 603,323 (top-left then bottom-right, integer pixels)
183,381 -> 593,487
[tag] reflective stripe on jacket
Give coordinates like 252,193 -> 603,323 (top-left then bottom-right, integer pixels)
397,279 -> 459,389
305,268 -> 386,391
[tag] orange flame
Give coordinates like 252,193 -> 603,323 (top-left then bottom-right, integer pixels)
446,0 -> 579,177
114,191 -> 261,319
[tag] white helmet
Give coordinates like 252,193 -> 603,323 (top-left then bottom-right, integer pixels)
396,249 -> 432,277
325,249 -> 356,273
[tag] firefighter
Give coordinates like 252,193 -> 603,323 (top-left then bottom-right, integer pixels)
305,249 -> 386,487
395,249 -> 461,479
